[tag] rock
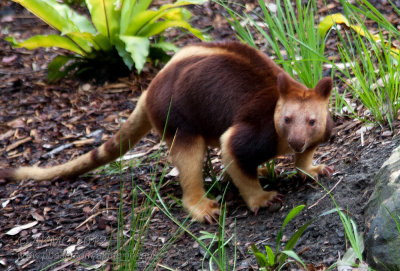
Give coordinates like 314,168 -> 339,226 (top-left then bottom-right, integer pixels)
364,145 -> 400,270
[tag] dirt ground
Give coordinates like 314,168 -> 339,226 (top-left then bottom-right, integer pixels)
1,0 -> 400,270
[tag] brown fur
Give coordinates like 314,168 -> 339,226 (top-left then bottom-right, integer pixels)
0,41 -> 334,223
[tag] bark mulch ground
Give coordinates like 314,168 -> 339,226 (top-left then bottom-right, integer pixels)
1,0 -> 400,270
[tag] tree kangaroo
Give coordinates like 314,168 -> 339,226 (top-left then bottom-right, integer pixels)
0,41 -> 334,223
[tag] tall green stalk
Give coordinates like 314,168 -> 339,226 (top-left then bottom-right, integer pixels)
222,0 -> 327,88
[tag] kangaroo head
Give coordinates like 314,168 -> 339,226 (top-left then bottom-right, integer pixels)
274,72 -> 333,153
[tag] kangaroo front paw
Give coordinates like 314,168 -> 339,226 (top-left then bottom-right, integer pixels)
183,197 -> 220,224
299,164 -> 334,180
319,165 -> 334,176
244,191 -> 284,215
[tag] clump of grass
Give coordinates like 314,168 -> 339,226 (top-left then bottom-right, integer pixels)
223,0 -> 400,129
333,0 -> 400,129
222,0 -> 328,88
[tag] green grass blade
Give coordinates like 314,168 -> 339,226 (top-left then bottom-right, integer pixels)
276,205 -> 305,251
281,250 -> 306,268
47,55 -> 77,82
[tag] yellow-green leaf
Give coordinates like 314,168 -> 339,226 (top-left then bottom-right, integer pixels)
12,0 -> 95,34
318,13 -> 349,37
138,20 -> 204,40
6,35 -> 86,56
123,0 -> 204,36
318,13 -> 399,58
123,10 -> 158,36
85,0 -> 121,43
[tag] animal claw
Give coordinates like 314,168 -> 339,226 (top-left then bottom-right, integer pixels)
204,215 -> 213,224
213,210 -> 221,217
273,193 -> 284,204
254,207 -> 259,216
320,165 -> 334,177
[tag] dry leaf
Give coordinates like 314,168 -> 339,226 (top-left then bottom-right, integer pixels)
0,130 -> 14,141
14,243 -> 33,253
43,207 -> 51,216
2,199 -> 10,208
166,167 -> 179,177
31,212 -> 45,222
6,137 -> 32,152
6,221 -> 38,235
64,245 -> 76,257
7,118 -> 26,128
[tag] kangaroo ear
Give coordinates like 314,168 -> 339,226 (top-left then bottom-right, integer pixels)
277,72 -> 290,96
315,77 -> 333,99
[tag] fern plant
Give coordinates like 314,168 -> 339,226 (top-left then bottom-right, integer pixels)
6,0 -> 206,82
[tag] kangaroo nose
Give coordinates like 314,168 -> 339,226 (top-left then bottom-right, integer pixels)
288,137 -> 305,153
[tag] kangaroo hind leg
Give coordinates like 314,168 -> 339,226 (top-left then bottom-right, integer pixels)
169,136 -> 220,224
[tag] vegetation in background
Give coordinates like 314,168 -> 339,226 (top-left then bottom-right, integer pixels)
223,0 -> 327,88
61,0 -> 85,7
224,0 -> 400,130
6,0 -> 206,82
334,0 -> 400,129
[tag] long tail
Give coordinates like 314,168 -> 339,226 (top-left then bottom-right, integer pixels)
0,91 -> 152,182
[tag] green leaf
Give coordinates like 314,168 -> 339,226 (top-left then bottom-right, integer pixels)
250,244 -> 268,267
5,35 -> 86,56
66,32 -> 100,53
47,55 -> 76,82
279,208 -> 338,264
281,250 -> 306,268
120,0 -> 137,34
151,41 -> 178,53
120,36 -> 150,72
137,19 -> 204,40
149,42 -> 176,63
265,245 -> 275,266
123,0 -> 205,37
115,42 -> 133,70
85,0 -> 121,43
276,205 -> 305,251
123,10 -> 158,36
131,0 -> 153,17
283,220 -> 313,252
12,0 -> 95,34
92,33 -> 113,51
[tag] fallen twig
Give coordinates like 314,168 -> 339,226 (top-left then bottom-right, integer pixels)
308,176 -> 344,209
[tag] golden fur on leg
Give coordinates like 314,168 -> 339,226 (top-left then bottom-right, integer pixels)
168,136 -> 220,223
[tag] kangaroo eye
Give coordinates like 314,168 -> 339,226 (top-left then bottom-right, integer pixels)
309,119 -> 316,126
284,117 -> 291,124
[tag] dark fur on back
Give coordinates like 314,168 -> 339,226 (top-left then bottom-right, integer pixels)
146,42 -> 281,144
